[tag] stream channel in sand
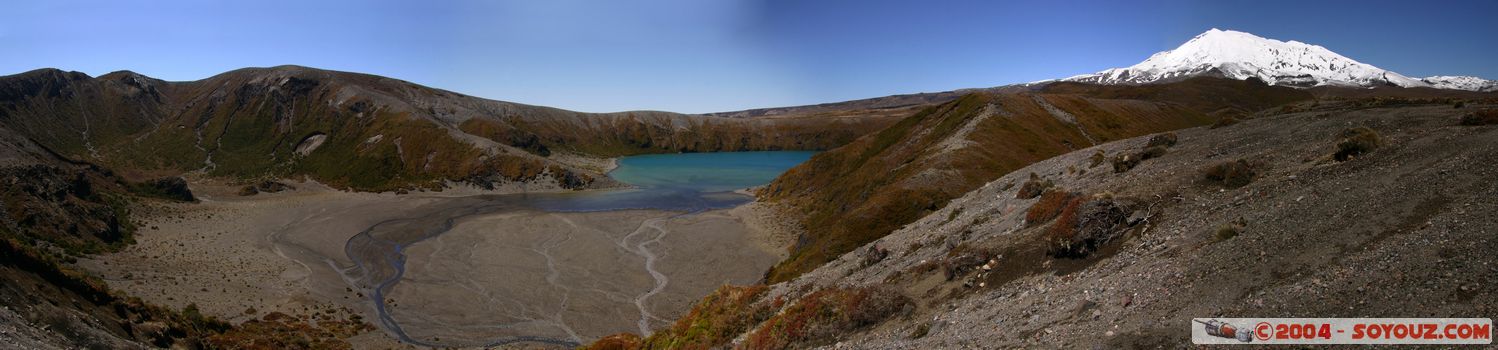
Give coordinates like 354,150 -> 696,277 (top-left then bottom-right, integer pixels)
338,151 -> 814,347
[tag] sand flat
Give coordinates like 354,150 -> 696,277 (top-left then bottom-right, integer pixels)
385,208 -> 779,347
79,182 -> 783,348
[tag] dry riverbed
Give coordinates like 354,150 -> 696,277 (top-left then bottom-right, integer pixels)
77,181 -> 783,348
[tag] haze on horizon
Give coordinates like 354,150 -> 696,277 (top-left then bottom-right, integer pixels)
3,0 -> 1495,113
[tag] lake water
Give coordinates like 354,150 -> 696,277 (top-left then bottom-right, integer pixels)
525,151 -> 816,212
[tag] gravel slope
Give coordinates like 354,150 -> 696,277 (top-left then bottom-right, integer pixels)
751,102 -> 1497,349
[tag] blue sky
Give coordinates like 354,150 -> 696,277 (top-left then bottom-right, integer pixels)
3,0 -> 1494,113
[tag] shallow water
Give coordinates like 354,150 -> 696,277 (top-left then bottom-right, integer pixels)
342,151 -> 814,347
527,150 -> 816,212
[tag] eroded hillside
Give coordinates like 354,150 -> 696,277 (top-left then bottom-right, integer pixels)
585,98 -> 1498,349
759,78 -> 1312,282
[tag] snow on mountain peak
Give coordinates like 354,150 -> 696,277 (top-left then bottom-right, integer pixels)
1064,29 -> 1494,91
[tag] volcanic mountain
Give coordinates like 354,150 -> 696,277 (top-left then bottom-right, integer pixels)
1062,28 -> 1497,91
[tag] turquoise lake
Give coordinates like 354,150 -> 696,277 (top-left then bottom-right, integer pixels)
608,151 -> 817,192
522,151 -> 816,212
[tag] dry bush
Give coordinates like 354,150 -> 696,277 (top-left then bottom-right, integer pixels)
1334,127 -> 1384,161
205,311 -> 371,350
743,287 -> 911,350
1214,218 -> 1247,242
1025,190 -> 1080,227
1203,159 -> 1257,188
1112,135 -> 1174,173
1111,153 -> 1141,173
1014,173 -> 1052,199
1459,109 -> 1498,126
1145,132 -> 1178,148
630,284 -> 775,350
1045,198 -> 1133,258
1139,145 -> 1168,160
941,243 -> 1000,281
580,333 -> 642,350
1089,150 -> 1106,168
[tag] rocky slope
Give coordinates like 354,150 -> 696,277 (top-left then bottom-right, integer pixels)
758,77 -> 1312,283
1063,29 -> 1497,92
0,66 -> 900,192
585,97 -> 1498,349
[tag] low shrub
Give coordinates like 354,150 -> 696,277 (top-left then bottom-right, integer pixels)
1112,135 -> 1174,173
1214,218 -> 1247,242
1088,150 -> 1106,168
1145,132 -> 1178,148
1025,190 -> 1080,227
635,285 -> 774,349
1014,173 -> 1052,199
580,333 -> 641,350
1045,198 -> 1133,258
743,287 -> 911,350
205,311 -> 370,350
910,323 -> 931,339
1333,127 -> 1384,161
942,243 -> 1000,281
127,177 -> 195,202
1111,154 -> 1141,173
1139,145 -> 1168,160
1202,159 -> 1257,188
1459,109 -> 1498,126
944,207 -> 964,224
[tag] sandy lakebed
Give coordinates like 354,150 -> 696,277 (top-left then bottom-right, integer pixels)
76,180 -> 788,348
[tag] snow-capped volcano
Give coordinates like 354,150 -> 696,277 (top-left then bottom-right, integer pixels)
1063,29 -> 1496,91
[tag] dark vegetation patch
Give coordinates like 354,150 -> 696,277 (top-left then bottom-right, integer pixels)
1459,109 -> 1498,126
860,244 -> 891,267
1025,189 -> 1081,227
1112,132 -> 1178,173
457,118 -> 550,156
943,207 -> 964,224
1145,132 -> 1177,148
1202,159 -> 1258,188
742,287 -> 910,350
1014,173 -> 1053,199
579,333 -> 642,350
1214,218 -> 1247,242
636,285 -> 776,349
940,243 -> 1002,281
1044,196 -> 1135,258
1,165 -> 132,255
1111,153 -> 1142,173
237,180 -> 294,196
126,177 -> 196,202
1088,150 -> 1106,168
1333,127 -> 1384,162
1139,145 -> 1168,160
205,311 -> 374,350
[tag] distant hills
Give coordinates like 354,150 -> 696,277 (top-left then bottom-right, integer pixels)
0,66 -> 897,191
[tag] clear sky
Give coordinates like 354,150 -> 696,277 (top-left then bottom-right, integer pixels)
3,0 -> 1494,113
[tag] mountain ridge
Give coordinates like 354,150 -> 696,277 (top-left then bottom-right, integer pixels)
0,65 -> 901,191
